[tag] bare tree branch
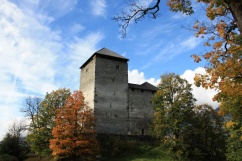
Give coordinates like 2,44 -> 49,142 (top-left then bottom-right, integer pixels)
20,96 -> 42,128
113,0 -> 161,37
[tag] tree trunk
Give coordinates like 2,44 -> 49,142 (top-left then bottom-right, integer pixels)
226,0 -> 242,34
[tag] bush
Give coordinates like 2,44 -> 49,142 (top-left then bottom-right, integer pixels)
0,154 -> 18,161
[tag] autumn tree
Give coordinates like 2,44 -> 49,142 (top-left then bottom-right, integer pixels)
50,90 -> 99,161
27,88 -> 71,156
113,0 -> 242,37
152,73 -> 196,160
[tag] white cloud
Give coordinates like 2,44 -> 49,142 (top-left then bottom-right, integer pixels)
90,0 -> 107,16
129,68 -> 219,109
128,69 -> 160,86
181,67 -> 219,108
180,36 -> 201,50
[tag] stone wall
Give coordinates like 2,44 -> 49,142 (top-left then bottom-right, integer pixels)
94,55 -> 129,134
128,88 -> 154,135
80,56 -> 96,110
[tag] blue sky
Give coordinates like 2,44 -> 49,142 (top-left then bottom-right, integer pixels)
0,0 -> 219,139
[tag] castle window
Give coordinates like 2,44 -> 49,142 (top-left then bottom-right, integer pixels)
116,65 -> 119,69
142,129 -> 144,135
141,90 -> 144,93
114,114 -> 118,118
131,88 -> 134,91
86,68 -> 88,72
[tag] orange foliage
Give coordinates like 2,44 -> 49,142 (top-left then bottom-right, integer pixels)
191,1 -> 242,124
49,91 -> 99,160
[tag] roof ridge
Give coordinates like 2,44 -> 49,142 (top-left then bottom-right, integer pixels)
95,47 -> 128,60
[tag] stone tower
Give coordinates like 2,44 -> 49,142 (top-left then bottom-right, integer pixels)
80,48 -> 129,134
80,48 -> 157,135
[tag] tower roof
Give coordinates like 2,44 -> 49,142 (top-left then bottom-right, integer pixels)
80,48 -> 128,68
128,82 -> 158,91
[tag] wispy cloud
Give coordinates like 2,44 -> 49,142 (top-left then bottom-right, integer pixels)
62,32 -> 104,89
0,0 -> 58,139
0,0 -> 103,139
140,34 -> 201,70
89,0 -> 107,17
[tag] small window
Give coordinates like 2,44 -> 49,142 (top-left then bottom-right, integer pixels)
116,65 -> 119,69
142,129 -> 144,135
131,88 -> 134,91
141,90 -> 144,93
114,114 -> 118,118
86,68 -> 88,72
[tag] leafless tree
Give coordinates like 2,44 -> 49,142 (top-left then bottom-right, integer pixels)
20,96 -> 42,128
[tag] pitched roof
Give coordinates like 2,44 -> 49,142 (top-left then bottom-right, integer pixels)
80,48 -> 128,68
96,48 -> 128,60
128,82 -> 158,91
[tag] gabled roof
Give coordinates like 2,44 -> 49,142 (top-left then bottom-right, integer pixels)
96,48 -> 128,60
128,82 -> 158,91
80,48 -> 128,68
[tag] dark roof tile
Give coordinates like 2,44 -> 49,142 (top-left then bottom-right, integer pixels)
129,82 -> 158,91
80,47 -> 128,68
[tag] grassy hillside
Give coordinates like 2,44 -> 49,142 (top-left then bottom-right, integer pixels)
23,135 -> 173,161
97,134 -> 173,161
104,144 -> 174,161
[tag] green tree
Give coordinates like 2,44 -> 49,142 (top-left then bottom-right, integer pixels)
185,104 -> 227,161
152,73 -> 196,160
27,88 -> 71,156
50,91 -> 99,161
0,121 -> 29,161
0,133 -> 20,159
225,119 -> 242,161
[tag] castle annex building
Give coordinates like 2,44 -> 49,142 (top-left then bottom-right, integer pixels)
80,48 -> 157,135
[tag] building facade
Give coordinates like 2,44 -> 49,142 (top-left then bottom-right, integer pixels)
80,48 -> 157,135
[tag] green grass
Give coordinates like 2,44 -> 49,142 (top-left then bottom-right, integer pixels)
104,144 -> 174,161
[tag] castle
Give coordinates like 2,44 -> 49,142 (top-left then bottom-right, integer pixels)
80,48 -> 157,135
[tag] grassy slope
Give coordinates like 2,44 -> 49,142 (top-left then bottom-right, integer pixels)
105,144 -> 174,161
